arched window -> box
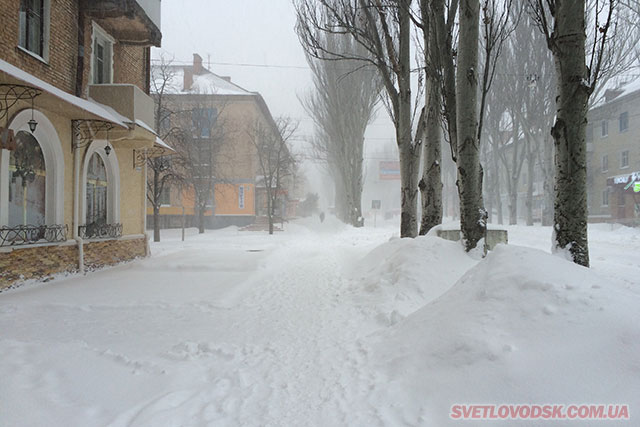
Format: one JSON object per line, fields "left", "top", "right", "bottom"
{"left": 85, "top": 152, "right": 108, "bottom": 225}
{"left": 8, "top": 131, "right": 46, "bottom": 226}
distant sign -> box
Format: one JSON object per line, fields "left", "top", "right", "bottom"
{"left": 371, "top": 200, "right": 381, "bottom": 209}
{"left": 379, "top": 161, "right": 400, "bottom": 180}
{"left": 635, "top": 182, "right": 640, "bottom": 193}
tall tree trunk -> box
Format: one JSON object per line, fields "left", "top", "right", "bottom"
{"left": 419, "top": 81, "right": 443, "bottom": 234}
{"left": 492, "top": 148, "right": 504, "bottom": 224}
{"left": 526, "top": 154, "right": 535, "bottom": 226}
{"left": 542, "top": 135, "right": 554, "bottom": 226}
{"left": 550, "top": 0, "right": 589, "bottom": 266}
{"left": 198, "top": 206, "right": 205, "bottom": 234}
{"left": 267, "top": 195, "right": 274, "bottom": 235}
{"left": 456, "top": 0, "right": 485, "bottom": 250}
{"left": 508, "top": 187, "right": 518, "bottom": 225}
{"left": 399, "top": 142, "right": 420, "bottom": 237}
{"left": 397, "top": 0, "right": 420, "bottom": 238}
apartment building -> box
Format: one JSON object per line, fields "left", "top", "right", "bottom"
{"left": 587, "top": 81, "right": 640, "bottom": 224}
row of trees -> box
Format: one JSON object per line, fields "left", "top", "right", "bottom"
{"left": 296, "top": 0, "right": 633, "bottom": 266}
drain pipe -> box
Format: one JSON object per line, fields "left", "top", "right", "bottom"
{"left": 72, "top": 128, "right": 84, "bottom": 274}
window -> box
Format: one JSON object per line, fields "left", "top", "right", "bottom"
{"left": 620, "top": 150, "right": 629, "bottom": 169}
{"left": 18, "top": 0, "right": 49, "bottom": 59}
{"left": 619, "top": 112, "right": 629, "bottom": 133}
{"left": 602, "top": 155, "right": 608, "bottom": 172}
{"left": 601, "top": 120, "right": 608, "bottom": 137}
{"left": 159, "top": 184, "right": 171, "bottom": 206}
{"left": 191, "top": 108, "right": 217, "bottom": 138}
{"left": 8, "top": 131, "right": 46, "bottom": 226}
{"left": 239, "top": 185, "right": 245, "bottom": 209}
{"left": 86, "top": 153, "right": 108, "bottom": 225}
{"left": 602, "top": 188, "right": 609, "bottom": 207}
{"left": 91, "top": 23, "right": 114, "bottom": 84}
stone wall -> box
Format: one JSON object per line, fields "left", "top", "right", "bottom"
{"left": 0, "top": 242, "right": 78, "bottom": 289}
{"left": 0, "top": 237, "right": 147, "bottom": 290}
{"left": 84, "top": 237, "right": 147, "bottom": 270}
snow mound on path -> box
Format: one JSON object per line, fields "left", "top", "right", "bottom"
{"left": 348, "top": 236, "right": 477, "bottom": 325}
{"left": 368, "top": 244, "right": 640, "bottom": 425}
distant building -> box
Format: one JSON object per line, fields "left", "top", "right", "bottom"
{"left": 149, "top": 54, "right": 294, "bottom": 229}
{"left": 0, "top": 0, "right": 168, "bottom": 289}
{"left": 587, "top": 81, "right": 640, "bottom": 225}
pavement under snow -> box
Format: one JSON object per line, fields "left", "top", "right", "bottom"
{"left": 1, "top": 218, "right": 639, "bottom": 426}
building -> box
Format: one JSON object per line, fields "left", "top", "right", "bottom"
{"left": 0, "top": 0, "right": 167, "bottom": 289}
{"left": 587, "top": 81, "right": 640, "bottom": 225}
{"left": 149, "top": 54, "right": 293, "bottom": 230}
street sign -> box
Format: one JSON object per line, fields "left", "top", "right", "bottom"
{"left": 635, "top": 182, "right": 640, "bottom": 193}
{"left": 371, "top": 200, "right": 381, "bottom": 209}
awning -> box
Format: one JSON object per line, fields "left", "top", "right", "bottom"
{"left": 0, "top": 59, "right": 128, "bottom": 128}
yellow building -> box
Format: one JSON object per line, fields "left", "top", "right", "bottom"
{"left": 148, "top": 54, "right": 285, "bottom": 229}
{"left": 0, "top": 0, "right": 168, "bottom": 289}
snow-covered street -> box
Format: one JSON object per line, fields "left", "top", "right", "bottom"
{"left": 1, "top": 219, "right": 639, "bottom": 426}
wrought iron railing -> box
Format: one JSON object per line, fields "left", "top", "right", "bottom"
{"left": 0, "top": 224, "right": 68, "bottom": 247}
{"left": 78, "top": 223, "right": 123, "bottom": 240}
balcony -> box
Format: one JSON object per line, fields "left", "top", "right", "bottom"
{"left": 82, "top": 0, "right": 161, "bottom": 46}
{"left": 89, "top": 84, "right": 156, "bottom": 146}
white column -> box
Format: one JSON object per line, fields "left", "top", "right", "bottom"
{"left": 0, "top": 148, "right": 9, "bottom": 225}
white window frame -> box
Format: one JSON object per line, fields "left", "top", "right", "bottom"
{"left": 601, "top": 154, "right": 608, "bottom": 173}
{"left": 620, "top": 150, "right": 629, "bottom": 169}
{"left": 80, "top": 140, "right": 120, "bottom": 227}
{"left": 90, "top": 22, "right": 115, "bottom": 85}
{"left": 239, "top": 185, "right": 245, "bottom": 209}
{"left": 1, "top": 109, "right": 64, "bottom": 227}
{"left": 601, "top": 120, "right": 608, "bottom": 138}
{"left": 17, "top": 0, "right": 51, "bottom": 63}
{"left": 159, "top": 184, "right": 171, "bottom": 207}
{"left": 602, "top": 188, "right": 609, "bottom": 207}
{"left": 619, "top": 112, "right": 629, "bottom": 133}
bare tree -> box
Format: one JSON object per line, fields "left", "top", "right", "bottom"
{"left": 531, "top": 0, "right": 615, "bottom": 266}
{"left": 296, "top": 0, "right": 426, "bottom": 237}
{"left": 149, "top": 57, "right": 184, "bottom": 242}
{"left": 300, "top": 32, "right": 381, "bottom": 227}
{"left": 171, "top": 98, "right": 228, "bottom": 234}
{"left": 249, "top": 117, "right": 298, "bottom": 235}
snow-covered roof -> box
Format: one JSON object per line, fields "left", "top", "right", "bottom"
{"left": 0, "top": 58, "right": 128, "bottom": 128}
{"left": 154, "top": 65, "right": 254, "bottom": 96}
{"left": 591, "top": 78, "right": 640, "bottom": 109}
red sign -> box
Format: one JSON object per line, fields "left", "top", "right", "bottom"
{"left": 379, "top": 160, "right": 400, "bottom": 180}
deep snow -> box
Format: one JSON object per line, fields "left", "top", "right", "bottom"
{"left": 1, "top": 218, "right": 638, "bottom": 426}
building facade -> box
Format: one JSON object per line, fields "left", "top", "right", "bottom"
{"left": 587, "top": 81, "right": 640, "bottom": 225}
{"left": 0, "top": 0, "right": 166, "bottom": 289}
{"left": 149, "top": 54, "right": 289, "bottom": 230}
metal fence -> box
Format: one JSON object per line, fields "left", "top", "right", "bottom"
{"left": 0, "top": 224, "right": 68, "bottom": 247}
{"left": 78, "top": 223, "right": 123, "bottom": 240}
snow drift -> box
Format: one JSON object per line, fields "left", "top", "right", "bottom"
{"left": 367, "top": 244, "right": 640, "bottom": 425}
{"left": 348, "top": 236, "right": 477, "bottom": 325}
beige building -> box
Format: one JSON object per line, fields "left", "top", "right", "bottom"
{"left": 0, "top": 0, "right": 168, "bottom": 289}
{"left": 149, "top": 54, "right": 293, "bottom": 229}
{"left": 587, "top": 81, "right": 640, "bottom": 225}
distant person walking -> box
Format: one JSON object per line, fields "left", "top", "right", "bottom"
{"left": 319, "top": 212, "right": 325, "bottom": 223}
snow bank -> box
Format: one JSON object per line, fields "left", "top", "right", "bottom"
{"left": 367, "top": 244, "right": 640, "bottom": 425}
{"left": 348, "top": 236, "right": 477, "bottom": 325}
